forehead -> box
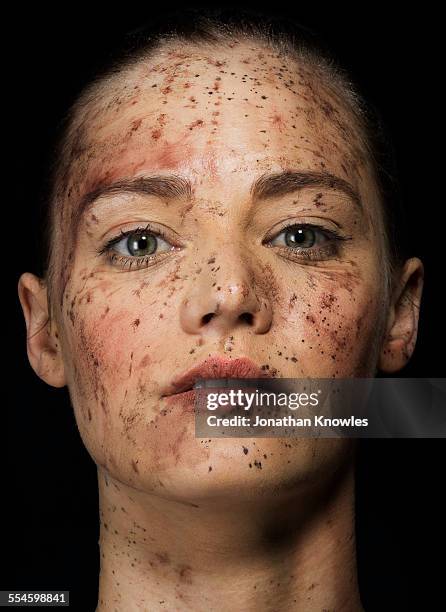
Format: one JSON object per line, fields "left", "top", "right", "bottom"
{"left": 64, "top": 40, "right": 370, "bottom": 203}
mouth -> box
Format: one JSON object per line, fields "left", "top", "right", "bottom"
{"left": 162, "top": 355, "right": 274, "bottom": 398}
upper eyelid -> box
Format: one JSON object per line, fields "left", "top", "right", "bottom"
{"left": 266, "top": 222, "right": 342, "bottom": 243}
{"left": 103, "top": 225, "right": 173, "bottom": 249}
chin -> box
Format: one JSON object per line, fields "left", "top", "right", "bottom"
{"left": 124, "top": 437, "right": 354, "bottom": 506}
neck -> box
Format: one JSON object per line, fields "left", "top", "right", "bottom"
{"left": 96, "top": 463, "right": 363, "bottom": 611}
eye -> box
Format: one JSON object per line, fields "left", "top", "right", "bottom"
{"left": 269, "top": 224, "right": 329, "bottom": 249}
{"left": 98, "top": 225, "right": 179, "bottom": 270}
{"left": 264, "top": 222, "right": 348, "bottom": 262}
{"left": 112, "top": 228, "right": 173, "bottom": 257}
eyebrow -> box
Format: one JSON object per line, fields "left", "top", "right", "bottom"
{"left": 251, "top": 170, "right": 362, "bottom": 208}
{"left": 70, "top": 175, "right": 193, "bottom": 243}
{"left": 75, "top": 168, "right": 361, "bottom": 229}
{"left": 78, "top": 174, "right": 193, "bottom": 216}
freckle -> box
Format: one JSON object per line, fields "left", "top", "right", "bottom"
{"left": 208, "top": 466, "right": 212, "bottom": 472}
{"left": 139, "top": 355, "right": 151, "bottom": 369}
{"left": 132, "top": 318, "right": 140, "bottom": 328}
{"left": 188, "top": 119, "right": 204, "bottom": 130}
{"left": 242, "top": 446, "right": 249, "bottom": 454}
{"left": 130, "top": 118, "right": 142, "bottom": 132}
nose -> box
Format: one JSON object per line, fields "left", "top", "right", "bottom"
{"left": 179, "top": 261, "right": 273, "bottom": 337}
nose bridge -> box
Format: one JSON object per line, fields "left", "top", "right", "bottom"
{"left": 180, "top": 241, "right": 272, "bottom": 335}
{"left": 214, "top": 238, "right": 252, "bottom": 288}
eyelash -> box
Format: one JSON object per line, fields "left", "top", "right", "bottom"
{"left": 264, "top": 223, "right": 350, "bottom": 262}
{"left": 97, "top": 222, "right": 350, "bottom": 270}
{"left": 97, "top": 223, "right": 179, "bottom": 270}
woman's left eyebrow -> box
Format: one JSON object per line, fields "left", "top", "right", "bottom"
{"left": 250, "top": 170, "right": 362, "bottom": 210}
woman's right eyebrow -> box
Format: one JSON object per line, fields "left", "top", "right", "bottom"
{"left": 79, "top": 175, "right": 193, "bottom": 213}
{"left": 71, "top": 174, "right": 193, "bottom": 238}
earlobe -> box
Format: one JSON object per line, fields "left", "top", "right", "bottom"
{"left": 379, "top": 258, "right": 424, "bottom": 373}
{"left": 18, "top": 272, "right": 66, "bottom": 388}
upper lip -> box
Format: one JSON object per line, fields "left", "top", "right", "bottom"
{"left": 162, "top": 355, "right": 273, "bottom": 396}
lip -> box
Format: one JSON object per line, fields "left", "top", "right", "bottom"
{"left": 162, "top": 355, "right": 273, "bottom": 397}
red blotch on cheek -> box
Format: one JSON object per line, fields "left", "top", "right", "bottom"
{"left": 73, "top": 309, "right": 141, "bottom": 396}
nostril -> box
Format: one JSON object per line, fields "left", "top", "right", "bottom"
{"left": 239, "top": 312, "right": 253, "bottom": 324}
{"left": 201, "top": 312, "right": 214, "bottom": 325}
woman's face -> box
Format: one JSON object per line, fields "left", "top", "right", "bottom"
{"left": 48, "top": 41, "right": 390, "bottom": 501}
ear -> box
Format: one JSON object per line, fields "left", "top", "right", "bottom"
{"left": 18, "top": 272, "right": 66, "bottom": 387}
{"left": 379, "top": 258, "right": 424, "bottom": 373}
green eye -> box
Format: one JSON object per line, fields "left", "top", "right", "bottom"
{"left": 284, "top": 226, "right": 316, "bottom": 248}
{"left": 109, "top": 228, "right": 174, "bottom": 259}
{"left": 99, "top": 224, "right": 179, "bottom": 270}
{"left": 126, "top": 232, "right": 158, "bottom": 257}
{"left": 270, "top": 224, "right": 329, "bottom": 249}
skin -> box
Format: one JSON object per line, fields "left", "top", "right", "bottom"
{"left": 18, "top": 39, "right": 423, "bottom": 611}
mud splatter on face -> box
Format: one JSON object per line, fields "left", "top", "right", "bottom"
{"left": 49, "top": 39, "right": 387, "bottom": 505}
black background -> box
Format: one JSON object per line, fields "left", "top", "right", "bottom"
{"left": 7, "top": 3, "right": 445, "bottom": 610}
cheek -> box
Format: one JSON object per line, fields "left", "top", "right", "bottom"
{"left": 59, "top": 273, "right": 211, "bottom": 481}
{"left": 61, "top": 254, "right": 193, "bottom": 404}
{"left": 66, "top": 291, "right": 166, "bottom": 399}
{"left": 283, "top": 269, "right": 383, "bottom": 376}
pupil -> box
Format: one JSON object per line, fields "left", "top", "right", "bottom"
{"left": 285, "top": 227, "right": 315, "bottom": 248}
{"left": 127, "top": 232, "right": 157, "bottom": 256}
